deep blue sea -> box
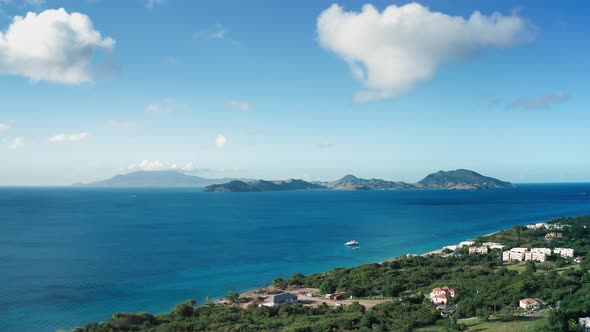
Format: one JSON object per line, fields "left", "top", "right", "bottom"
{"left": 2, "top": 184, "right": 590, "bottom": 331}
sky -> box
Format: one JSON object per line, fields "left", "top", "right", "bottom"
{"left": 0, "top": 0, "right": 589, "bottom": 185}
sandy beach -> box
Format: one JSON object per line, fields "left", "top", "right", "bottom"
{"left": 419, "top": 229, "right": 502, "bottom": 257}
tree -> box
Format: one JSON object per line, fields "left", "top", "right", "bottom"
{"left": 172, "top": 300, "right": 196, "bottom": 317}
{"left": 288, "top": 272, "right": 305, "bottom": 286}
{"left": 226, "top": 291, "right": 240, "bottom": 304}
{"left": 476, "top": 307, "right": 491, "bottom": 321}
{"left": 525, "top": 261, "right": 537, "bottom": 274}
{"left": 348, "top": 301, "right": 366, "bottom": 313}
{"left": 272, "top": 277, "right": 288, "bottom": 289}
{"left": 497, "top": 305, "right": 514, "bottom": 321}
{"left": 319, "top": 279, "right": 337, "bottom": 295}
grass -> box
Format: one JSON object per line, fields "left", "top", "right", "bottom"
{"left": 416, "top": 316, "right": 547, "bottom": 332}
{"left": 500, "top": 261, "right": 580, "bottom": 274}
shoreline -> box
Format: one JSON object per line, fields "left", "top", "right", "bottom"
{"left": 419, "top": 230, "right": 502, "bottom": 257}
{"left": 229, "top": 228, "right": 507, "bottom": 303}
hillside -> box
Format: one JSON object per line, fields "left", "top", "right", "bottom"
{"left": 324, "top": 174, "right": 415, "bottom": 190}
{"left": 417, "top": 169, "right": 515, "bottom": 190}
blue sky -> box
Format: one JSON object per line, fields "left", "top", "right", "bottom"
{"left": 0, "top": 0, "right": 589, "bottom": 185}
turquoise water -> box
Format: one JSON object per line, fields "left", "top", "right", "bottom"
{"left": 1, "top": 184, "right": 590, "bottom": 331}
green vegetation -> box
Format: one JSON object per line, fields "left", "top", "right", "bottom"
{"left": 73, "top": 216, "right": 590, "bottom": 332}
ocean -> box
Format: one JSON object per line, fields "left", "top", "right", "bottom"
{"left": 1, "top": 184, "right": 590, "bottom": 331}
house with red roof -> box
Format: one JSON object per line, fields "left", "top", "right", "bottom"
{"left": 519, "top": 298, "right": 544, "bottom": 310}
{"left": 430, "top": 286, "right": 456, "bottom": 305}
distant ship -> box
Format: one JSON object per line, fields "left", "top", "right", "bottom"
{"left": 345, "top": 240, "right": 359, "bottom": 246}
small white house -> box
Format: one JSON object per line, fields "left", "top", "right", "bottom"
{"left": 263, "top": 293, "right": 298, "bottom": 307}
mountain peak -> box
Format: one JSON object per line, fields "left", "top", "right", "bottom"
{"left": 418, "top": 169, "right": 514, "bottom": 190}
{"left": 340, "top": 174, "right": 359, "bottom": 181}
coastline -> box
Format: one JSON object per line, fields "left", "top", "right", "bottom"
{"left": 419, "top": 230, "right": 502, "bottom": 257}
{"left": 230, "top": 228, "right": 507, "bottom": 303}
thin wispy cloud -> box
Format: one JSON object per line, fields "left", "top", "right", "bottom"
{"left": 125, "top": 160, "right": 245, "bottom": 173}
{"left": 166, "top": 56, "right": 177, "bottom": 65}
{"left": 107, "top": 120, "right": 144, "bottom": 129}
{"left": 48, "top": 132, "right": 89, "bottom": 143}
{"left": 146, "top": 0, "right": 166, "bottom": 9}
{"left": 0, "top": 123, "right": 9, "bottom": 132}
{"left": 193, "top": 23, "right": 227, "bottom": 40}
{"left": 318, "top": 141, "right": 335, "bottom": 149}
{"left": 317, "top": 3, "right": 533, "bottom": 103}
{"left": 146, "top": 100, "right": 176, "bottom": 113}
{"left": 507, "top": 91, "right": 570, "bottom": 109}
{"left": 0, "top": 8, "right": 115, "bottom": 84}
{"left": 228, "top": 101, "right": 254, "bottom": 111}
{"left": 6, "top": 136, "right": 24, "bottom": 150}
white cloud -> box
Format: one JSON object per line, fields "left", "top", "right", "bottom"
{"left": 0, "top": 8, "right": 115, "bottom": 84}
{"left": 107, "top": 120, "right": 143, "bottom": 129}
{"left": 48, "top": 132, "right": 89, "bottom": 143}
{"left": 146, "top": 100, "right": 175, "bottom": 113}
{"left": 193, "top": 24, "right": 227, "bottom": 40}
{"left": 317, "top": 3, "right": 532, "bottom": 103}
{"left": 228, "top": 100, "right": 254, "bottom": 111}
{"left": 0, "top": 123, "right": 9, "bottom": 132}
{"left": 215, "top": 134, "right": 227, "bottom": 148}
{"left": 126, "top": 160, "right": 197, "bottom": 172}
{"left": 146, "top": 0, "right": 166, "bottom": 9}
{"left": 125, "top": 160, "right": 243, "bottom": 173}
{"left": 127, "top": 160, "right": 173, "bottom": 171}
{"left": 6, "top": 136, "right": 24, "bottom": 150}
{"left": 508, "top": 91, "right": 570, "bottom": 109}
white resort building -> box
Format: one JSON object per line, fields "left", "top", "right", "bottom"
{"left": 468, "top": 246, "right": 488, "bottom": 254}
{"left": 503, "top": 248, "right": 528, "bottom": 262}
{"left": 554, "top": 248, "right": 575, "bottom": 258}
{"left": 482, "top": 242, "right": 505, "bottom": 250}
{"left": 524, "top": 251, "right": 547, "bottom": 263}
{"left": 526, "top": 223, "right": 548, "bottom": 230}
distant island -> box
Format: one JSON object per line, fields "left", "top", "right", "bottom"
{"left": 204, "top": 169, "right": 516, "bottom": 192}
{"left": 74, "top": 170, "right": 253, "bottom": 188}
{"left": 203, "top": 178, "right": 325, "bottom": 192}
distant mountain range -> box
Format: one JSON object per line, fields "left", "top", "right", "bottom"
{"left": 203, "top": 169, "right": 515, "bottom": 192}
{"left": 74, "top": 170, "right": 253, "bottom": 188}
